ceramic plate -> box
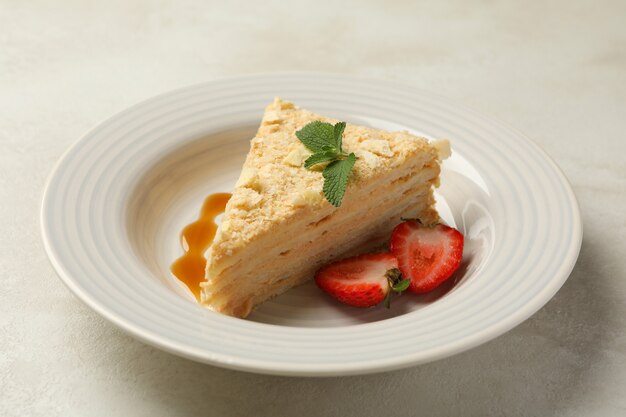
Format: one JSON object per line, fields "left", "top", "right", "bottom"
{"left": 41, "top": 73, "right": 582, "bottom": 376}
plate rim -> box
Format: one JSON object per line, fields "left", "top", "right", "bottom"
{"left": 40, "top": 72, "right": 583, "bottom": 376}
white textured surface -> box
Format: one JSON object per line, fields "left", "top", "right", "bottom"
{"left": 1, "top": 0, "right": 625, "bottom": 415}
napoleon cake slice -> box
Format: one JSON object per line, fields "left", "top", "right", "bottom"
{"left": 201, "top": 98, "right": 448, "bottom": 317}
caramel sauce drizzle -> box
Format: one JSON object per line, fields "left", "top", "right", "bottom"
{"left": 170, "top": 193, "right": 231, "bottom": 300}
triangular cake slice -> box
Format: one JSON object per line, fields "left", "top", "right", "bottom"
{"left": 201, "top": 98, "right": 449, "bottom": 317}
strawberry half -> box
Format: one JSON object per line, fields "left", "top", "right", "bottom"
{"left": 390, "top": 220, "right": 464, "bottom": 293}
{"left": 314, "top": 253, "right": 410, "bottom": 308}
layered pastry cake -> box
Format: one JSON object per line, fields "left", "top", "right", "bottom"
{"left": 200, "top": 98, "right": 449, "bottom": 317}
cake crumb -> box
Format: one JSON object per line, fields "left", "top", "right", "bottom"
{"left": 360, "top": 139, "right": 394, "bottom": 157}
{"left": 283, "top": 145, "right": 310, "bottom": 167}
{"left": 291, "top": 189, "right": 323, "bottom": 207}
{"left": 354, "top": 150, "right": 380, "bottom": 169}
{"left": 432, "top": 139, "right": 451, "bottom": 160}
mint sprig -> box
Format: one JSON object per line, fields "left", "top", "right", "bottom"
{"left": 296, "top": 121, "right": 356, "bottom": 207}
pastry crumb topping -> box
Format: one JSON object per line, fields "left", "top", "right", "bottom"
{"left": 291, "top": 189, "right": 323, "bottom": 207}
{"left": 283, "top": 145, "right": 310, "bottom": 167}
{"left": 432, "top": 139, "right": 451, "bottom": 160}
{"left": 360, "top": 139, "right": 393, "bottom": 157}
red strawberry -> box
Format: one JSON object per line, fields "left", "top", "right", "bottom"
{"left": 390, "top": 220, "right": 464, "bottom": 293}
{"left": 314, "top": 253, "right": 410, "bottom": 308}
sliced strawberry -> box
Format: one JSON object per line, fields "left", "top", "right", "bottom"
{"left": 314, "top": 253, "right": 410, "bottom": 308}
{"left": 390, "top": 220, "right": 464, "bottom": 293}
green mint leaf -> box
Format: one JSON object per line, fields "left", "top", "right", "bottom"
{"left": 295, "top": 121, "right": 336, "bottom": 153}
{"left": 392, "top": 278, "right": 411, "bottom": 293}
{"left": 333, "top": 121, "right": 346, "bottom": 150}
{"left": 322, "top": 153, "right": 356, "bottom": 207}
{"left": 297, "top": 121, "right": 356, "bottom": 206}
{"left": 304, "top": 151, "right": 338, "bottom": 169}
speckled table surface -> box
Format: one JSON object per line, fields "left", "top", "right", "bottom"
{"left": 1, "top": 1, "right": 625, "bottom": 416}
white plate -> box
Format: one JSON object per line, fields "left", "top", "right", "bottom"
{"left": 41, "top": 73, "right": 582, "bottom": 376}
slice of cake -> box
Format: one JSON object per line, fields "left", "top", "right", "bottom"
{"left": 200, "top": 98, "right": 449, "bottom": 317}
